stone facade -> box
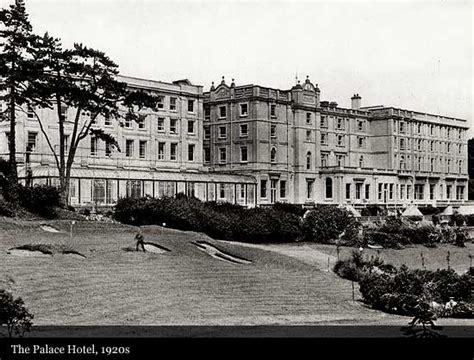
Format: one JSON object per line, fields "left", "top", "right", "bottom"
{"left": 203, "top": 76, "right": 469, "bottom": 209}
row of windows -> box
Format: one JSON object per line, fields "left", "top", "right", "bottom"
{"left": 205, "top": 123, "right": 249, "bottom": 140}
{"left": 398, "top": 155, "right": 464, "bottom": 173}
{"left": 259, "top": 179, "right": 287, "bottom": 199}
{"left": 320, "top": 116, "right": 366, "bottom": 132}
{"left": 206, "top": 103, "right": 274, "bottom": 120}
{"left": 397, "top": 121, "right": 464, "bottom": 139}
{"left": 122, "top": 116, "right": 197, "bottom": 135}
{"left": 376, "top": 183, "right": 465, "bottom": 201}
{"left": 397, "top": 138, "right": 463, "bottom": 153}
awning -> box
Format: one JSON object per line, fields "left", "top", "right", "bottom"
{"left": 339, "top": 204, "right": 361, "bottom": 217}
{"left": 440, "top": 205, "right": 454, "bottom": 216}
{"left": 402, "top": 205, "right": 423, "bottom": 217}
{"left": 456, "top": 206, "right": 474, "bottom": 215}
{"left": 18, "top": 165, "right": 257, "bottom": 184}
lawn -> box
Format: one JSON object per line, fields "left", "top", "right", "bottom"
{"left": 0, "top": 217, "right": 398, "bottom": 327}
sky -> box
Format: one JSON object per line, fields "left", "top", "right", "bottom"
{"left": 7, "top": 0, "right": 474, "bottom": 129}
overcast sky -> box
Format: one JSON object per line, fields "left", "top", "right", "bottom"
{"left": 15, "top": 0, "right": 474, "bottom": 128}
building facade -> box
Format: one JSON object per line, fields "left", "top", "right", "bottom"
{"left": 203, "top": 76, "right": 469, "bottom": 209}
{"left": 0, "top": 75, "right": 257, "bottom": 207}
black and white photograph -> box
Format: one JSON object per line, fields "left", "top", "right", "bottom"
{"left": 0, "top": 0, "right": 472, "bottom": 357}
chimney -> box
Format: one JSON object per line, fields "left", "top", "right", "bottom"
{"left": 351, "top": 94, "right": 361, "bottom": 110}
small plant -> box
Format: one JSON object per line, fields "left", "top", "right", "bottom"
{"left": 0, "top": 289, "right": 34, "bottom": 338}
{"left": 402, "top": 300, "right": 445, "bottom": 338}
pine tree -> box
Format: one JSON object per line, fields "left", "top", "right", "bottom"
{"left": 0, "top": 0, "right": 41, "bottom": 203}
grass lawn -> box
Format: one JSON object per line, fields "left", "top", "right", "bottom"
{"left": 0, "top": 217, "right": 401, "bottom": 327}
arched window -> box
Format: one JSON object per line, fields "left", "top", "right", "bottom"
{"left": 430, "top": 158, "right": 435, "bottom": 172}
{"left": 270, "top": 147, "right": 277, "bottom": 164}
{"left": 325, "top": 178, "right": 333, "bottom": 199}
{"left": 400, "top": 155, "right": 405, "bottom": 170}
{"left": 306, "top": 151, "right": 312, "bottom": 170}
{"left": 359, "top": 155, "right": 364, "bottom": 168}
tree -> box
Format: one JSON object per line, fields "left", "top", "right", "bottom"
{"left": 0, "top": 0, "right": 41, "bottom": 203}
{"left": 27, "top": 35, "right": 158, "bottom": 206}
{"left": 0, "top": 289, "right": 34, "bottom": 337}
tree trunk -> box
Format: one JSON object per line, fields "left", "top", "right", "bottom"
{"left": 57, "top": 94, "right": 66, "bottom": 207}
{"left": 7, "top": 84, "right": 19, "bottom": 204}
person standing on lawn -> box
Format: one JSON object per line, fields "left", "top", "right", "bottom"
{"left": 135, "top": 231, "right": 146, "bottom": 252}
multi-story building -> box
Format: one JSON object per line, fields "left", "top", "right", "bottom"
{"left": 0, "top": 75, "right": 257, "bottom": 207}
{"left": 204, "top": 76, "right": 469, "bottom": 209}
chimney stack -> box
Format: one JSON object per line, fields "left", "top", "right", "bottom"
{"left": 351, "top": 94, "right": 361, "bottom": 110}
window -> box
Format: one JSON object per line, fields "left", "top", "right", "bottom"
{"left": 27, "top": 105, "right": 35, "bottom": 119}
{"left": 204, "top": 147, "right": 210, "bottom": 163}
{"left": 104, "top": 115, "right": 112, "bottom": 126}
{"left": 321, "top": 152, "right": 329, "bottom": 167}
{"left": 26, "top": 132, "right": 37, "bottom": 152}
{"left": 270, "top": 104, "right": 276, "bottom": 117}
{"left": 280, "top": 180, "right": 286, "bottom": 198}
{"left": 458, "top": 160, "right": 463, "bottom": 174}
{"left": 400, "top": 185, "right": 405, "bottom": 200}
{"left": 306, "top": 113, "right": 312, "bottom": 124}
{"left": 400, "top": 138, "right": 405, "bottom": 150}
{"left": 336, "top": 118, "right": 344, "bottom": 130}
{"left": 357, "top": 120, "right": 364, "bottom": 132}
{"left": 187, "top": 120, "right": 195, "bottom": 134}
{"left": 430, "top": 141, "right": 434, "bottom": 152}
{"left": 400, "top": 155, "right": 406, "bottom": 170}
{"left": 399, "top": 121, "right": 405, "bottom": 134}
{"left": 459, "top": 144, "right": 462, "bottom": 155}
{"left": 447, "top": 143, "right": 451, "bottom": 152}
{"left": 417, "top": 139, "right": 422, "bottom": 151}
{"left": 417, "top": 157, "right": 422, "bottom": 171}
{"left": 170, "top": 119, "right": 178, "bottom": 134}
{"left": 125, "top": 139, "right": 134, "bottom": 157}
{"left": 336, "top": 154, "right": 345, "bottom": 167}
{"left": 188, "top": 144, "right": 195, "bottom": 161}
{"left": 219, "top": 183, "right": 226, "bottom": 199}
{"left": 126, "top": 180, "right": 142, "bottom": 199}
{"left": 158, "top": 142, "right": 165, "bottom": 160}
{"left": 447, "top": 159, "right": 451, "bottom": 173}
{"left": 240, "top": 185, "right": 245, "bottom": 199}
{"left": 270, "top": 124, "right": 277, "bottom": 138}
{"left": 321, "top": 132, "right": 327, "bottom": 145}
{"left": 415, "top": 184, "right": 424, "bottom": 200}
{"left": 170, "top": 143, "right": 178, "bottom": 161}
{"left": 139, "top": 140, "right": 147, "bottom": 159}
{"left": 137, "top": 115, "right": 146, "bottom": 129}
{"left": 337, "top": 135, "right": 344, "bottom": 146}
{"left": 306, "top": 130, "right": 312, "bottom": 142}
{"left": 218, "top": 126, "right": 227, "bottom": 139}
{"left": 389, "top": 184, "right": 394, "bottom": 200}
{"left": 240, "top": 103, "right": 248, "bottom": 116}
{"left": 430, "top": 158, "right": 435, "bottom": 172}
{"left": 378, "top": 183, "right": 383, "bottom": 200}
{"left": 240, "top": 146, "right": 248, "bottom": 163}
{"left": 260, "top": 180, "right": 267, "bottom": 198}
{"left": 105, "top": 140, "right": 113, "bottom": 157}
{"left": 430, "top": 125, "right": 434, "bottom": 135}
{"left": 365, "top": 184, "right": 370, "bottom": 199}
{"left": 169, "top": 97, "right": 177, "bottom": 111}
{"left": 456, "top": 186, "right": 465, "bottom": 200}
{"left": 219, "top": 105, "right": 227, "bottom": 118}
{"left": 447, "top": 185, "right": 452, "bottom": 199}
{"left": 357, "top": 137, "right": 365, "bottom": 148}
{"left": 356, "top": 183, "right": 362, "bottom": 200}
{"left": 320, "top": 116, "right": 327, "bottom": 128}
{"left": 430, "top": 184, "right": 435, "bottom": 200}
{"left": 325, "top": 178, "right": 333, "bottom": 199}
{"left": 93, "top": 180, "right": 105, "bottom": 204}
{"left": 306, "top": 152, "right": 312, "bottom": 170}
{"left": 417, "top": 123, "right": 422, "bottom": 134}
{"left": 240, "top": 124, "right": 248, "bottom": 137}
{"left": 60, "top": 105, "right": 68, "bottom": 121}
{"left": 345, "top": 183, "right": 351, "bottom": 200}
{"left": 219, "top": 147, "right": 226, "bottom": 163}
{"left": 204, "top": 126, "right": 210, "bottom": 139}
{"left": 204, "top": 106, "right": 210, "bottom": 119}
{"left": 187, "top": 99, "right": 194, "bottom": 113}
{"left": 358, "top": 156, "right": 364, "bottom": 168}
{"left": 270, "top": 147, "right": 277, "bottom": 164}
{"left": 407, "top": 185, "right": 412, "bottom": 199}
{"left": 156, "top": 96, "right": 165, "bottom": 110}
{"left": 157, "top": 117, "right": 165, "bottom": 132}
{"left": 306, "top": 179, "right": 314, "bottom": 199}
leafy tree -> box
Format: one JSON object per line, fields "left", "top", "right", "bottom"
{"left": 0, "top": 289, "right": 34, "bottom": 337}
{"left": 27, "top": 34, "right": 158, "bottom": 206}
{"left": 0, "top": 0, "right": 41, "bottom": 203}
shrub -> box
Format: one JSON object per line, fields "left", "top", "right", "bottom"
{"left": 18, "top": 184, "right": 59, "bottom": 218}
{"left": 301, "top": 206, "right": 359, "bottom": 243}
{"left": 0, "top": 289, "right": 34, "bottom": 338}
{"left": 272, "top": 202, "right": 305, "bottom": 217}
{"left": 0, "top": 199, "right": 16, "bottom": 217}
{"left": 436, "top": 301, "right": 474, "bottom": 319}
{"left": 333, "top": 251, "right": 395, "bottom": 282}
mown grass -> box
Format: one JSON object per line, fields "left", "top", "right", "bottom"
{"left": 0, "top": 218, "right": 399, "bottom": 326}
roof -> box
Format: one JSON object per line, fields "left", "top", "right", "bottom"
{"left": 402, "top": 205, "right": 423, "bottom": 217}
{"left": 18, "top": 166, "right": 257, "bottom": 184}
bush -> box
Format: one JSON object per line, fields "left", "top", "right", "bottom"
{"left": 18, "top": 184, "right": 59, "bottom": 218}
{"left": 114, "top": 195, "right": 301, "bottom": 243}
{"left": 0, "top": 289, "right": 34, "bottom": 337}
{"left": 301, "top": 206, "right": 360, "bottom": 243}
{"left": 0, "top": 199, "right": 16, "bottom": 217}
{"left": 272, "top": 202, "right": 305, "bottom": 217}
{"left": 436, "top": 301, "right": 473, "bottom": 319}
{"left": 333, "top": 251, "right": 395, "bottom": 282}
